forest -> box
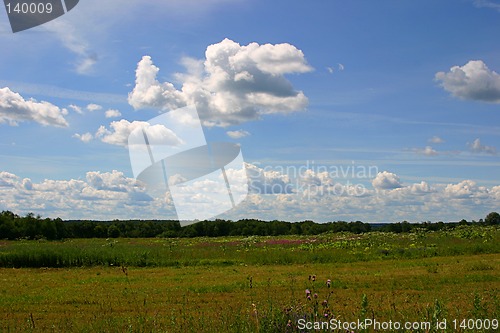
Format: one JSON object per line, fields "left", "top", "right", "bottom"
{"left": 0, "top": 210, "right": 498, "bottom": 240}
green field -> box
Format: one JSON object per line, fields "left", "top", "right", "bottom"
{"left": 0, "top": 225, "right": 498, "bottom": 332}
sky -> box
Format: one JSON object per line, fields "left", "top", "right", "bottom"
{"left": 0, "top": 0, "right": 499, "bottom": 223}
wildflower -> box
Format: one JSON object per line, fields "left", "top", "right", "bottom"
{"left": 322, "top": 300, "right": 328, "bottom": 307}
{"left": 326, "top": 279, "right": 331, "bottom": 288}
{"left": 314, "top": 293, "right": 318, "bottom": 299}
{"left": 324, "top": 313, "right": 329, "bottom": 318}
{"left": 305, "top": 289, "right": 311, "bottom": 296}
{"left": 312, "top": 275, "right": 316, "bottom": 281}
{"left": 307, "top": 295, "right": 312, "bottom": 301}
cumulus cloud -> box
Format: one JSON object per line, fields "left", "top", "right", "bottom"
{"left": 85, "top": 171, "right": 139, "bottom": 192}
{"left": 1, "top": 167, "right": 499, "bottom": 222}
{"left": 409, "top": 181, "right": 433, "bottom": 194}
{"left": 414, "top": 146, "right": 439, "bottom": 156}
{"left": 0, "top": 87, "right": 69, "bottom": 127}
{"left": 0, "top": 172, "right": 18, "bottom": 187}
{"left": 128, "top": 38, "right": 312, "bottom": 126}
{"left": 105, "top": 109, "right": 122, "bottom": 118}
{"left": 96, "top": 119, "right": 184, "bottom": 147}
{"left": 87, "top": 103, "right": 102, "bottom": 112}
{"left": 225, "top": 172, "right": 499, "bottom": 223}
{"left": 468, "top": 138, "right": 497, "bottom": 154}
{"left": 429, "top": 136, "right": 444, "bottom": 144}
{"left": 444, "top": 180, "right": 488, "bottom": 199}
{"left": 73, "top": 132, "right": 93, "bottom": 143}
{"left": 372, "top": 171, "right": 403, "bottom": 190}
{"left": 227, "top": 129, "right": 250, "bottom": 139}
{"left": 435, "top": 60, "right": 500, "bottom": 103}
{"left": 296, "top": 169, "right": 367, "bottom": 199}
{"left": 245, "top": 163, "right": 293, "bottom": 194}
{"left": 0, "top": 170, "right": 159, "bottom": 219}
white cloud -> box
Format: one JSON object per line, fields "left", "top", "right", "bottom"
{"left": 225, "top": 173, "right": 499, "bottom": 223}
{"left": 227, "top": 130, "right": 250, "bottom": 139}
{"left": 127, "top": 55, "right": 186, "bottom": 111}
{"left": 96, "top": 119, "right": 184, "bottom": 147}
{"left": 68, "top": 104, "right": 83, "bottom": 114}
{"left": 468, "top": 138, "right": 497, "bottom": 154}
{"left": 414, "top": 146, "right": 439, "bottom": 156}
{"left": 128, "top": 38, "right": 312, "bottom": 127}
{"left": 245, "top": 163, "right": 293, "bottom": 194}
{"left": 76, "top": 55, "right": 98, "bottom": 75}
{"left": 429, "top": 136, "right": 444, "bottom": 144}
{"left": 372, "top": 171, "right": 403, "bottom": 189}
{"left": 473, "top": 0, "right": 500, "bottom": 12}
{"left": 0, "top": 87, "right": 68, "bottom": 127}
{"left": 105, "top": 109, "right": 122, "bottom": 118}
{"left": 435, "top": 60, "right": 500, "bottom": 103}
{"left": 86, "top": 171, "right": 138, "bottom": 192}
{"left": 0, "top": 170, "right": 158, "bottom": 219}
{"left": 491, "top": 185, "right": 500, "bottom": 200}
{"left": 409, "top": 181, "right": 434, "bottom": 194}
{"left": 86, "top": 103, "right": 102, "bottom": 112}
{"left": 42, "top": 20, "right": 98, "bottom": 75}
{"left": 1, "top": 167, "right": 499, "bottom": 222}
{"left": 73, "top": 132, "right": 94, "bottom": 143}
{"left": 299, "top": 169, "right": 333, "bottom": 187}
{"left": 0, "top": 172, "right": 18, "bottom": 187}
{"left": 444, "top": 180, "right": 488, "bottom": 199}
{"left": 22, "top": 178, "right": 33, "bottom": 190}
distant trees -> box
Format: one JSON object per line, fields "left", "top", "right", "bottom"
{"left": 485, "top": 212, "right": 500, "bottom": 225}
{"left": 0, "top": 210, "right": 498, "bottom": 240}
{"left": 0, "top": 211, "right": 65, "bottom": 240}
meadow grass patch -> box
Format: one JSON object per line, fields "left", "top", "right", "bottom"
{"left": 0, "top": 226, "right": 498, "bottom": 332}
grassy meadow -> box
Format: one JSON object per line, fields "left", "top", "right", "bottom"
{"left": 0, "top": 225, "right": 498, "bottom": 332}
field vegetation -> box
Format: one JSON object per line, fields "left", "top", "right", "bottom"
{"left": 0, "top": 220, "right": 498, "bottom": 332}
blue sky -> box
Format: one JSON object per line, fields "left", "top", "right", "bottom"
{"left": 0, "top": 0, "right": 499, "bottom": 222}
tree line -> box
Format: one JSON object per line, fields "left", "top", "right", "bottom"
{"left": 0, "top": 210, "right": 498, "bottom": 240}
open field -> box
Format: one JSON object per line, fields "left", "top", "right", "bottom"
{"left": 0, "top": 226, "right": 499, "bottom": 332}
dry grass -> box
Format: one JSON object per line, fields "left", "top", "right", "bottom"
{"left": 0, "top": 253, "right": 498, "bottom": 332}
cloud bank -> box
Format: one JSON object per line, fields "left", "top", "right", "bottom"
{"left": 1, "top": 168, "right": 499, "bottom": 222}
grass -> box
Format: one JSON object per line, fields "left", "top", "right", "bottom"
{"left": 0, "top": 225, "right": 498, "bottom": 268}
{"left": 0, "top": 225, "right": 498, "bottom": 332}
